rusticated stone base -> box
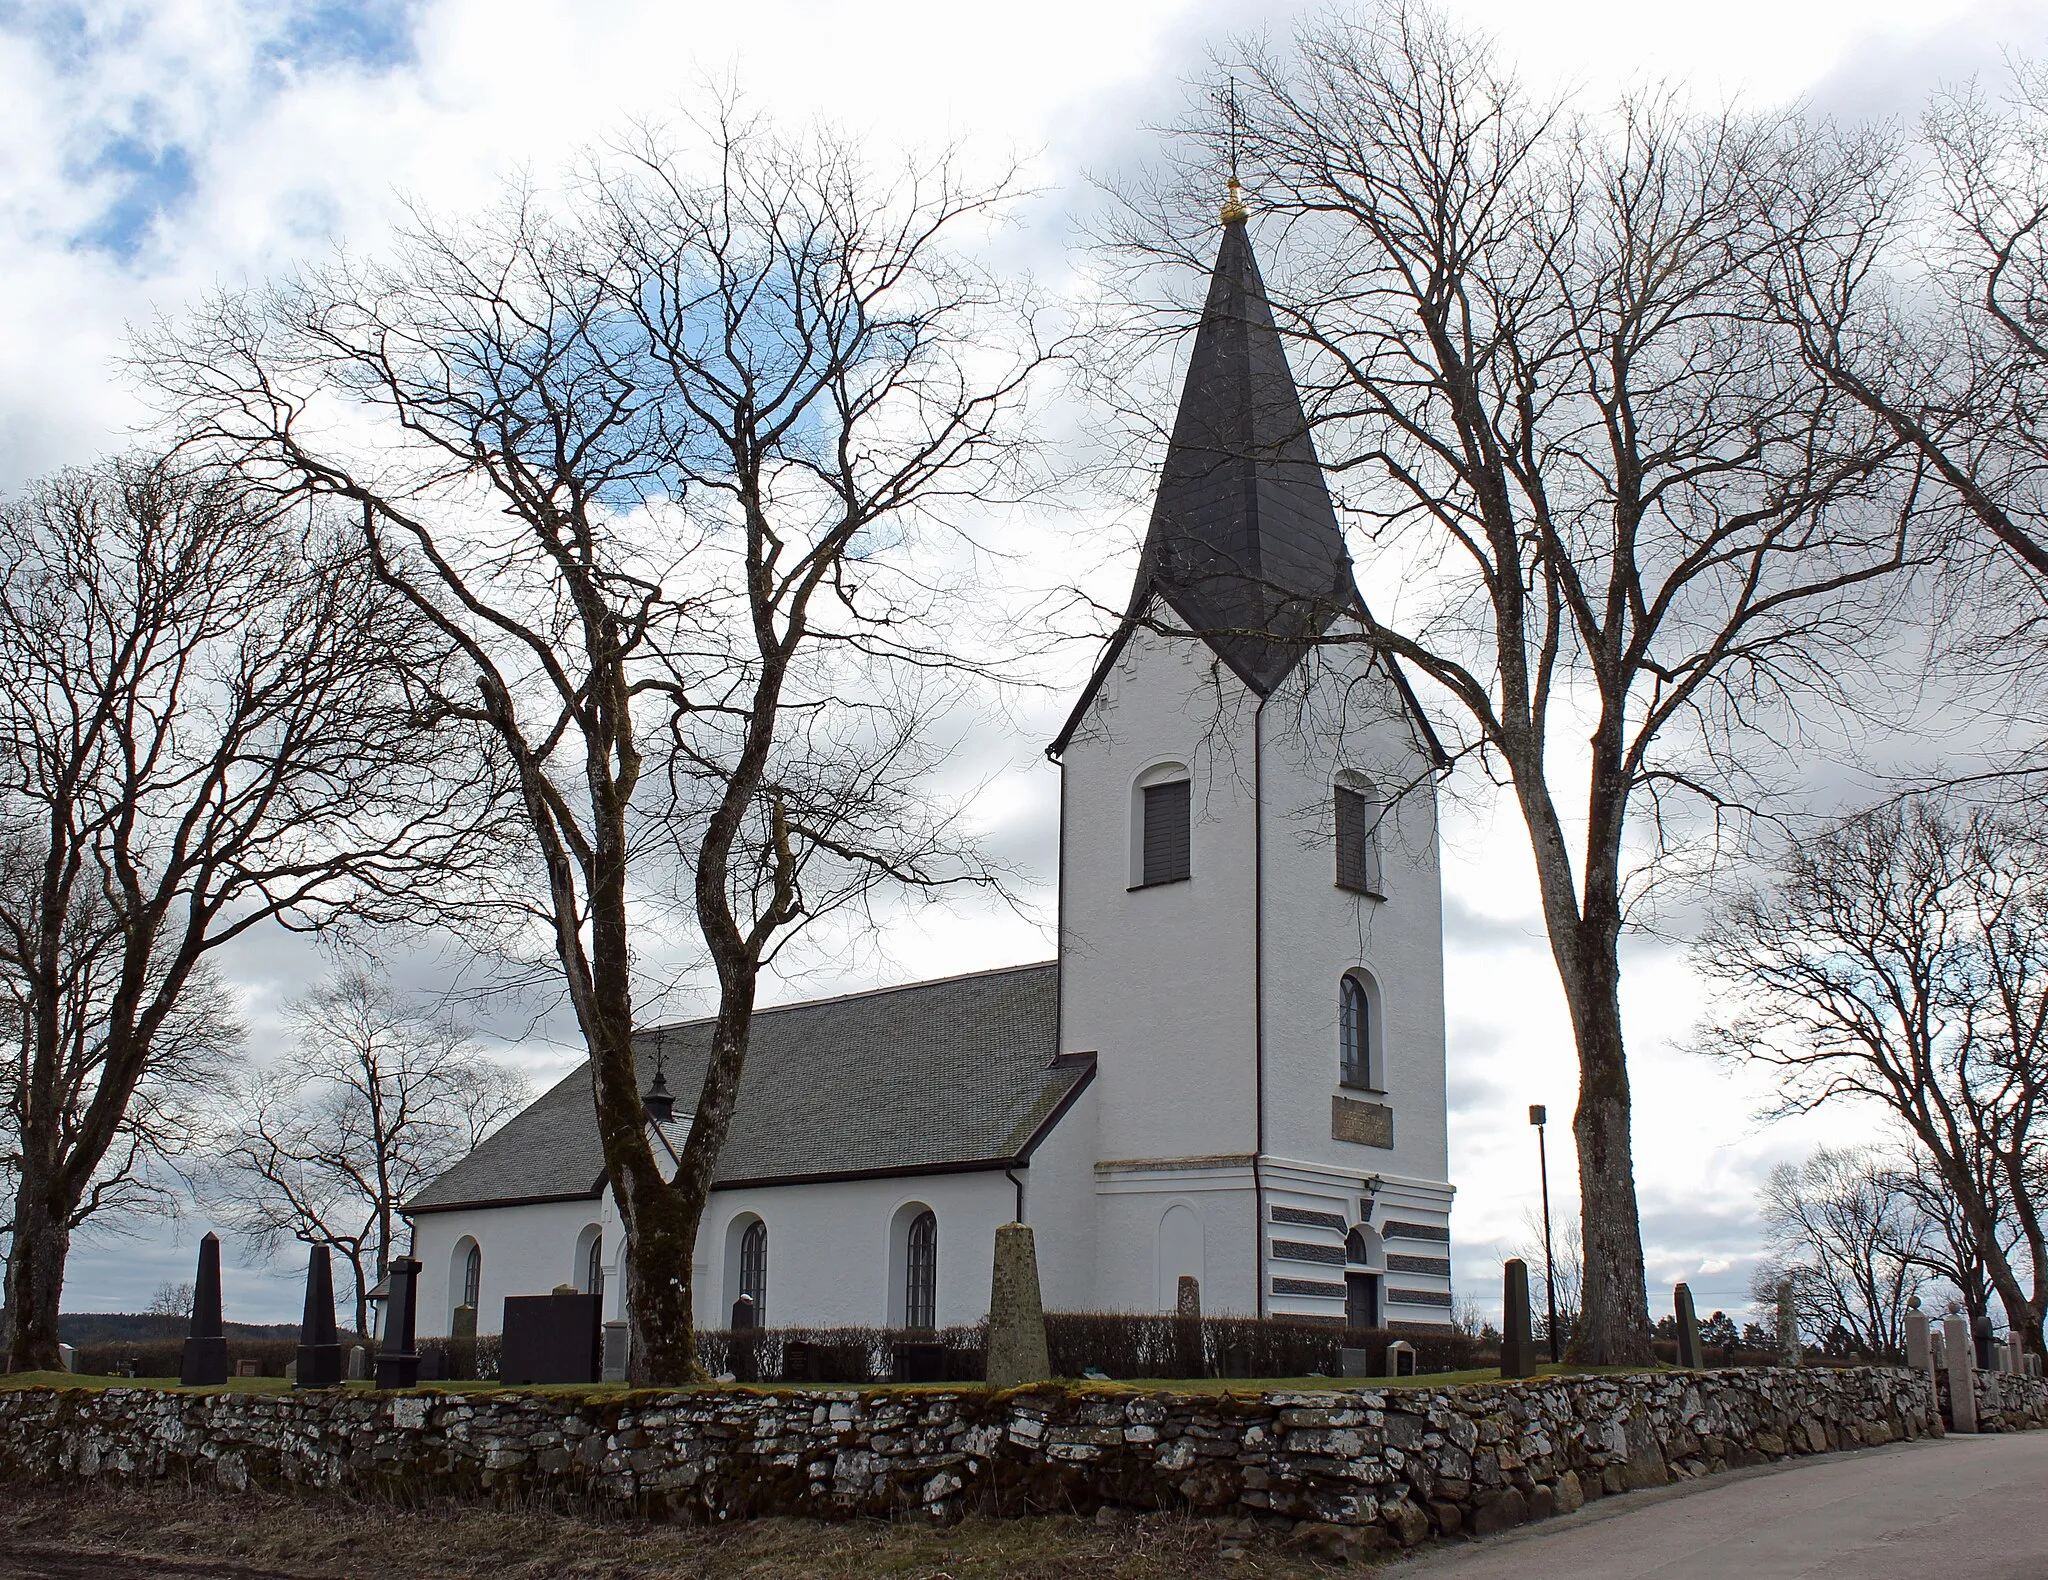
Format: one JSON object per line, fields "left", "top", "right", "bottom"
{"left": 0, "top": 1367, "right": 2033, "bottom": 1550}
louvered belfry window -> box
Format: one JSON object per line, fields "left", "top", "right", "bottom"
{"left": 1335, "top": 786, "right": 1382, "bottom": 896}
{"left": 1141, "top": 779, "right": 1193, "bottom": 886}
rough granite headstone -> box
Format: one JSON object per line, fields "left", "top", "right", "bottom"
{"left": 1674, "top": 1282, "right": 1703, "bottom": 1369}
{"left": 450, "top": 1302, "right": 478, "bottom": 1382}
{"left": 601, "top": 1320, "right": 629, "bottom": 1383}
{"left": 1943, "top": 1310, "right": 1977, "bottom": 1433}
{"left": 1501, "top": 1258, "right": 1534, "bottom": 1379}
{"left": 373, "top": 1257, "right": 422, "bottom": 1390}
{"left": 1176, "top": 1275, "right": 1204, "bottom": 1379}
{"left": 1776, "top": 1278, "right": 1802, "bottom": 1366}
{"left": 985, "top": 1222, "right": 1051, "bottom": 1389}
{"left": 295, "top": 1244, "right": 344, "bottom": 1390}
{"left": 179, "top": 1233, "right": 229, "bottom": 1387}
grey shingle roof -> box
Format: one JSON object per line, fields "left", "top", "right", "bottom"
{"left": 408, "top": 962, "right": 1080, "bottom": 1213}
{"left": 1133, "top": 216, "right": 1357, "bottom": 695}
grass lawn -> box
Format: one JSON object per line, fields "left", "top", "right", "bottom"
{"left": 0, "top": 1481, "right": 1367, "bottom": 1579}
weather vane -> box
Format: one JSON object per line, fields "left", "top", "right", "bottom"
{"left": 1220, "top": 77, "right": 1248, "bottom": 224}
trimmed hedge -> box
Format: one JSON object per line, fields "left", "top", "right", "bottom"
{"left": 690, "top": 1314, "right": 1483, "bottom": 1383}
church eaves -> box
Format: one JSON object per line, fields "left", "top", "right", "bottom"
{"left": 1051, "top": 210, "right": 1364, "bottom": 756}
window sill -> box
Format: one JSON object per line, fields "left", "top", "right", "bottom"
{"left": 1339, "top": 1083, "right": 1387, "bottom": 1097}
{"left": 1129, "top": 877, "right": 1191, "bottom": 891}
{"left": 1336, "top": 882, "right": 1387, "bottom": 901}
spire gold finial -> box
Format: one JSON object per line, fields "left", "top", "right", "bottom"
{"left": 1221, "top": 175, "right": 1248, "bottom": 225}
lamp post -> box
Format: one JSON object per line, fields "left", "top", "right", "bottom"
{"left": 1530, "top": 1104, "right": 1561, "bottom": 1363}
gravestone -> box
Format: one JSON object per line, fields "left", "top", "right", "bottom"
{"left": 602, "top": 1320, "right": 630, "bottom": 1383}
{"left": 416, "top": 1346, "right": 446, "bottom": 1382}
{"left": 180, "top": 1233, "right": 229, "bottom": 1387}
{"left": 2006, "top": 1337, "right": 2026, "bottom": 1378}
{"left": 985, "top": 1223, "right": 1051, "bottom": 1389}
{"left": 449, "top": 1302, "right": 478, "bottom": 1382}
{"left": 1387, "top": 1339, "right": 1418, "bottom": 1377}
{"left": 1973, "top": 1310, "right": 1996, "bottom": 1371}
{"left": 1904, "top": 1298, "right": 1931, "bottom": 1372}
{"left": 1776, "top": 1278, "right": 1801, "bottom": 1366}
{"left": 1943, "top": 1309, "right": 1977, "bottom": 1434}
{"left": 1501, "top": 1259, "right": 1534, "bottom": 1379}
{"left": 1673, "top": 1282, "right": 1703, "bottom": 1369}
{"left": 500, "top": 1290, "right": 601, "bottom": 1385}
{"left": 892, "top": 1340, "right": 947, "bottom": 1383}
{"left": 56, "top": 1343, "right": 75, "bottom": 1373}
{"left": 1176, "top": 1275, "right": 1205, "bottom": 1379}
{"left": 730, "top": 1294, "right": 758, "bottom": 1330}
{"left": 373, "top": 1257, "right": 422, "bottom": 1390}
{"left": 347, "top": 1345, "right": 369, "bottom": 1382}
{"left": 1340, "top": 1346, "right": 1372, "bottom": 1378}
{"left": 295, "top": 1244, "right": 345, "bottom": 1390}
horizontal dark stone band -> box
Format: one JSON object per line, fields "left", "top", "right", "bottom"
{"left": 1387, "top": 1287, "right": 1455, "bottom": 1308}
{"left": 1270, "top": 1205, "right": 1346, "bottom": 1231}
{"left": 1271, "top": 1239, "right": 1345, "bottom": 1266}
{"left": 1380, "top": 1220, "right": 1449, "bottom": 1243}
{"left": 1269, "top": 1277, "right": 1345, "bottom": 1299}
{"left": 1387, "top": 1255, "right": 1452, "bottom": 1277}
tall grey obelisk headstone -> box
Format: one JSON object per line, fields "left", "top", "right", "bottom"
{"left": 1943, "top": 1306, "right": 1977, "bottom": 1434}
{"left": 1775, "top": 1278, "right": 1801, "bottom": 1366}
{"left": 179, "top": 1233, "right": 229, "bottom": 1387}
{"left": 985, "top": 1223, "right": 1050, "bottom": 1388}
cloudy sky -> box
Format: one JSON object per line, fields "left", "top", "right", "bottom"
{"left": 6, "top": 0, "right": 2040, "bottom": 1324}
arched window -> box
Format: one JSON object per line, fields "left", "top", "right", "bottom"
{"left": 1340, "top": 975, "right": 1373, "bottom": 1089}
{"left": 586, "top": 1233, "right": 604, "bottom": 1302}
{"left": 739, "top": 1219, "right": 767, "bottom": 1319}
{"left": 904, "top": 1210, "right": 938, "bottom": 1330}
{"left": 462, "top": 1242, "right": 481, "bottom": 1309}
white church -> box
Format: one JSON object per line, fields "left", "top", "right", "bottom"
{"left": 406, "top": 206, "right": 1458, "bottom": 1342}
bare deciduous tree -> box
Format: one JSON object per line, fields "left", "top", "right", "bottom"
{"left": 1765, "top": 59, "right": 2048, "bottom": 592}
{"left": 147, "top": 109, "right": 1052, "bottom": 1382}
{"left": 207, "top": 968, "right": 529, "bottom": 1335}
{"left": 1698, "top": 797, "right": 2048, "bottom": 1351}
{"left": 1113, "top": 3, "right": 1918, "bottom": 1360}
{"left": 1747, "top": 1146, "right": 1930, "bottom": 1360}
{"left": 0, "top": 456, "right": 495, "bottom": 1372}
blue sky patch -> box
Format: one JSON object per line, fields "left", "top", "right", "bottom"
{"left": 74, "top": 133, "right": 196, "bottom": 261}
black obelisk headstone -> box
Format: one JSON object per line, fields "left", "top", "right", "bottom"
{"left": 373, "top": 1256, "right": 422, "bottom": 1390}
{"left": 180, "top": 1232, "right": 229, "bottom": 1387}
{"left": 295, "top": 1244, "right": 344, "bottom": 1389}
{"left": 1500, "top": 1258, "right": 1534, "bottom": 1379}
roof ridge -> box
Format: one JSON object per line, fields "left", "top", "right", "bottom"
{"left": 636, "top": 958, "right": 1059, "bottom": 1037}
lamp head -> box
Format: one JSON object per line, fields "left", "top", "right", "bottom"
{"left": 1529, "top": 1104, "right": 1547, "bottom": 1127}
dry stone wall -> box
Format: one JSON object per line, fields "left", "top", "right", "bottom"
{"left": 0, "top": 1368, "right": 2029, "bottom": 1553}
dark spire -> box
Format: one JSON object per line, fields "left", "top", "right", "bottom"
{"left": 1129, "top": 210, "right": 1358, "bottom": 694}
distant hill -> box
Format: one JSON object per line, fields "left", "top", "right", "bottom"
{"left": 0, "top": 1312, "right": 303, "bottom": 1344}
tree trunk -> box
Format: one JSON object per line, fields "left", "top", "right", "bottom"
{"left": 4, "top": 1162, "right": 72, "bottom": 1373}
{"left": 1560, "top": 939, "right": 1655, "bottom": 1365}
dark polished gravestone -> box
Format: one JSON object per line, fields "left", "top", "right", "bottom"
{"left": 499, "top": 1291, "right": 602, "bottom": 1385}
{"left": 295, "top": 1244, "right": 345, "bottom": 1390}
{"left": 1500, "top": 1258, "right": 1535, "bottom": 1380}
{"left": 179, "top": 1233, "right": 229, "bottom": 1387}
{"left": 373, "top": 1257, "right": 423, "bottom": 1390}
